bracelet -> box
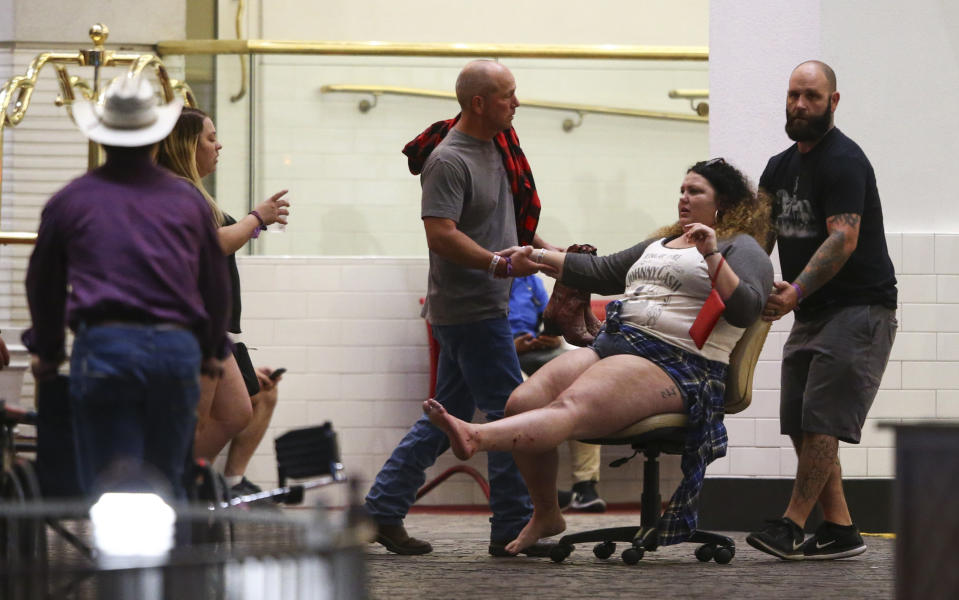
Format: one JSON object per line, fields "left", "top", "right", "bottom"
{"left": 488, "top": 254, "right": 501, "bottom": 277}
{"left": 791, "top": 282, "right": 804, "bottom": 302}
{"left": 708, "top": 256, "right": 726, "bottom": 284}
{"left": 489, "top": 255, "right": 513, "bottom": 278}
{"left": 249, "top": 210, "right": 267, "bottom": 239}
{"left": 534, "top": 248, "right": 546, "bottom": 263}
{"left": 702, "top": 249, "right": 721, "bottom": 259}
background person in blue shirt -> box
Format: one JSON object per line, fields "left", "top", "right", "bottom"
{"left": 509, "top": 275, "right": 606, "bottom": 512}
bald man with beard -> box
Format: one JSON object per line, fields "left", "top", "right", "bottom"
{"left": 747, "top": 60, "right": 898, "bottom": 561}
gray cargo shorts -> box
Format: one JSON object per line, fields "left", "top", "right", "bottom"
{"left": 780, "top": 304, "right": 897, "bottom": 444}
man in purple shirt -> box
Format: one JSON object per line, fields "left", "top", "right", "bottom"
{"left": 22, "top": 75, "right": 231, "bottom": 498}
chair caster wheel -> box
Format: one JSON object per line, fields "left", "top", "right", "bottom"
{"left": 622, "top": 547, "right": 644, "bottom": 565}
{"left": 593, "top": 542, "right": 615, "bottom": 560}
{"left": 714, "top": 546, "right": 734, "bottom": 564}
{"left": 550, "top": 544, "right": 572, "bottom": 563}
{"left": 695, "top": 544, "right": 714, "bottom": 562}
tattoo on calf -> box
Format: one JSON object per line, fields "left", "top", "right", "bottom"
{"left": 796, "top": 436, "right": 839, "bottom": 502}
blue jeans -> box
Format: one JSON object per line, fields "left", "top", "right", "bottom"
{"left": 365, "top": 316, "right": 533, "bottom": 540}
{"left": 69, "top": 323, "right": 202, "bottom": 499}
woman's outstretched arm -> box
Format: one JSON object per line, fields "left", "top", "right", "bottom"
{"left": 559, "top": 239, "right": 657, "bottom": 295}
{"left": 217, "top": 190, "right": 290, "bottom": 255}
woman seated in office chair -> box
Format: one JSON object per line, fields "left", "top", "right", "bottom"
{"left": 425, "top": 159, "right": 773, "bottom": 555}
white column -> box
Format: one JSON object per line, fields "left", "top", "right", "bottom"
{"left": 708, "top": 0, "right": 822, "bottom": 181}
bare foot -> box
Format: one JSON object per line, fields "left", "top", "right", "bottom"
{"left": 422, "top": 398, "right": 478, "bottom": 460}
{"left": 504, "top": 510, "right": 566, "bottom": 555}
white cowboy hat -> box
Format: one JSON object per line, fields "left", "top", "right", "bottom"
{"left": 72, "top": 75, "right": 183, "bottom": 147}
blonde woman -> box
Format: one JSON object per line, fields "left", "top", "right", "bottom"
{"left": 157, "top": 108, "right": 289, "bottom": 490}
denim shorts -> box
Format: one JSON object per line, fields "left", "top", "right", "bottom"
{"left": 780, "top": 304, "right": 897, "bottom": 443}
{"left": 591, "top": 300, "right": 728, "bottom": 410}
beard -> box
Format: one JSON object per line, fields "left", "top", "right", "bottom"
{"left": 785, "top": 97, "right": 833, "bottom": 142}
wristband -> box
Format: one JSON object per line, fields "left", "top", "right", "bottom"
{"left": 249, "top": 210, "right": 267, "bottom": 239}
{"left": 491, "top": 255, "right": 513, "bottom": 278}
{"left": 702, "top": 249, "right": 721, "bottom": 259}
{"left": 534, "top": 248, "right": 546, "bottom": 263}
{"left": 791, "top": 282, "right": 804, "bottom": 302}
{"left": 488, "top": 254, "right": 501, "bottom": 277}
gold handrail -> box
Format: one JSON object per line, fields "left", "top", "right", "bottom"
{"left": 229, "top": 0, "right": 247, "bottom": 103}
{"left": 0, "top": 24, "right": 196, "bottom": 245}
{"left": 0, "top": 232, "right": 39, "bottom": 245}
{"left": 320, "top": 84, "right": 708, "bottom": 127}
{"left": 158, "top": 39, "right": 708, "bottom": 61}
{"left": 668, "top": 88, "right": 710, "bottom": 117}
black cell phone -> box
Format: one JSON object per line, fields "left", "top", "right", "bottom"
{"left": 268, "top": 367, "right": 287, "bottom": 380}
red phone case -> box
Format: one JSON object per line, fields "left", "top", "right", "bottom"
{"left": 689, "top": 288, "right": 726, "bottom": 349}
{"left": 689, "top": 255, "right": 727, "bottom": 349}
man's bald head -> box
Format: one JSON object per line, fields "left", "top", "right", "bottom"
{"left": 455, "top": 60, "right": 510, "bottom": 110}
{"left": 793, "top": 60, "right": 837, "bottom": 93}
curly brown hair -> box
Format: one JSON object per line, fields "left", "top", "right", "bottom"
{"left": 651, "top": 159, "right": 770, "bottom": 251}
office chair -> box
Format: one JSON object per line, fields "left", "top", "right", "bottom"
{"left": 549, "top": 315, "right": 771, "bottom": 565}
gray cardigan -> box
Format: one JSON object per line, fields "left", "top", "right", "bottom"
{"left": 561, "top": 234, "right": 774, "bottom": 328}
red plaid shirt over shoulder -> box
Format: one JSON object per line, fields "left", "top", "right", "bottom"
{"left": 402, "top": 115, "right": 541, "bottom": 246}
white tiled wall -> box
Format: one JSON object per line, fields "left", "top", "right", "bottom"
{"left": 236, "top": 232, "right": 959, "bottom": 506}
{"left": 717, "top": 233, "right": 958, "bottom": 482}
{"left": 234, "top": 255, "right": 678, "bottom": 507}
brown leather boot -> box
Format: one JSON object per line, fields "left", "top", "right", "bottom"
{"left": 584, "top": 300, "right": 603, "bottom": 338}
{"left": 373, "top": 522, "right": 433, "bottom": 555}
{"left": 543, "top": 243, "right": 598, "bottom": 347}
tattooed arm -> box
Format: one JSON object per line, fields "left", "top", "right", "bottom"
{"left": 763, "top": 212, "right": 860, "bottom": 321}
{"left": 795, "top": 213, "right": 861, "bottom": 295}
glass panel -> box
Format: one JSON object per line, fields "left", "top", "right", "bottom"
{"left": 210, "top": 54, "right": 707, "bottom": 257}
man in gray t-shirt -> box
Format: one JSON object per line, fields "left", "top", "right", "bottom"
{"left": 420, "top": 127, "right": 516, "bottom": 324}
{"left": 365, "top": 60, "right": 558, "bottom": 556}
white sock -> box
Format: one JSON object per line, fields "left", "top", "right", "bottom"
{"left": 225, "top": 475, "right": 243, "bottom": 487}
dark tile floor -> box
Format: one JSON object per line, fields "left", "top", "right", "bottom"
{"left": 366, "top": 510, "right": 894, "bottom": 600}
{"left": 3, "top": 505, "right": 893, "bottom": 599}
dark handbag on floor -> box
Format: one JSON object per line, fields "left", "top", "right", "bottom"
{"left": 689, "top": 256, "right": 727, "bottom": 349}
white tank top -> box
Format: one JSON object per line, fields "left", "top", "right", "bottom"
{"left": 618, "top": 239, "right": 744, "bottom": 363}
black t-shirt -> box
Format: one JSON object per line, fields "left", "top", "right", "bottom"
{"left": 760, "top": 128, "right": 897, "bottom": 320}
{"left": 222, "top": 213, "right": 242, "bottom": 334}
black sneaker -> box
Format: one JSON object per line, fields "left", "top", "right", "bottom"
{"left": 746, "top": 517, "right": 806, "bottom": 560}
{"left": 558, "top": 489, "right": 573, "bottom": 511}
{"left": 800, "top": 521, "right": 867, "bottom": 560}
{"left": 570, "top": 481, "right": 607, "bottom": 513}
{"left": 230, "top": 477, "right": 263, "bottom": 497}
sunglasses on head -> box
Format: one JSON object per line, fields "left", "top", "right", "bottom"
{"left": 703, "top": 157, "right": 726, "bottom": 166}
